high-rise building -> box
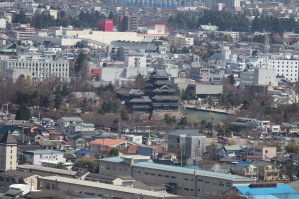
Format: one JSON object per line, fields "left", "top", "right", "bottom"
{"left": 118, "top": 11, "right": 138, "bottom": 32}
{"left": 0, "top": 131, "right": 18, "bottom": 171}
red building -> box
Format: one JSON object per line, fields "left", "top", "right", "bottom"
{"left": 98, "top": 19, "right": 113, "bottom": 31}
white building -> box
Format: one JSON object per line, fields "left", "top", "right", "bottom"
{"left": 268, "top": 59, "right": 299, "bottom": 81}
{"left": 33, "top": 7, "right": 58, "bottom": 19}
{"left": 210, "top": 0, "right": 240, "bottom": 9}
{"left": 0, "top": 52, "right": 69, "bottom": 83}
{"left": 23, "top": 150, "right": 72, "bottom": 169}
{"left": 122, "top": 134, "right": 142, "bottom": 145}
{"left": 69, "top": 123, "right": 95, "bottom": 135}
{"left": 124, "top": 53, "right": 146, "bottom": 68}
{"left": 221, "top": 46, "right": 231, "bottom": 60}
{"left": 168, "top": 33, "right": 194, "bottom": 49}
{"left": 239, "top": 68, "right": 277, "bottom": 90}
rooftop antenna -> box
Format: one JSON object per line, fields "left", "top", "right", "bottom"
{"left": 263, "top": 29, "right": 270, "bottom": 69}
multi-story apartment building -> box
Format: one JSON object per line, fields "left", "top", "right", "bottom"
{"left": 210, "top": 0, "right": 240, "bottom": 8}
{"left": 97, "top": 155, "right": 255, "bottom": 199}
{"left": 118, "top": 11, "right": 138, "bottom": 32}
{"left": 13, "top": 27, "right": 36, "bottom": 40}
{"left": 0, "top": 131, "right": 18, "bottom": 171}
{"left": 168, "top": 33, "right": 194, "bottom": 49}
{"left": 0, "top": 51, "right": 69, "bottom": 83}
{"left": 268, "top": 59, "right": 299, "bottom": 82}
{"left": 124, "top": 53, "right": 146, "bottom": 68}
{"left": 168, "top": 129, "right": 206, "bottom": 157}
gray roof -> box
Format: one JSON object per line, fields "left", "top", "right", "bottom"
{"left": 169, "top": 129, "right": 205, "bottom": 137}
{"left": 151, "top": 68, "right": 170, "bottom": 77}
{"left": 133, "top": 162, "right": 254, "bottom": 182}
{"left": 17, "top": 165, "right": 77, "bottom": 176}
{"left": 59, "top": 117, "right": 83, "bottom": 122}
{"left": 0, "top": 170, "right": 36, "bottom": 178}
{"left": 0, "top": 131, "right": 17, "bottom": 144}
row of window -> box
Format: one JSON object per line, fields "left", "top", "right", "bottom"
{"left": 8, "top": 62, "right": 68, "bottom": 67}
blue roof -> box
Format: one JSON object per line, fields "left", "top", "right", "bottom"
{"left": 236, "top": 162, "right": 252, "bottom": 167}
{"left": 248, "top": 194, "right": 299, "bottom": 199}
{"left": 133, "top": 161, "right": 254, "bottom": 181}
{"left": 236, "top": 184, "right": 296, "bottom": 195}
{"left": 75, "top": 149, "right": 91, "bottom": 154}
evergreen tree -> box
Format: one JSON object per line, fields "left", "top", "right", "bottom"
{"left": 75, "top": 52, "right": 87, "bottom": 73}
{"left": 16, "top": 103, "right": 31, "bottom": 120}
{"left": 120, "top": 108, "right": 129, "bottom": 121}
{"left": 54, "top": 93, "right": 63, "bottom": 110}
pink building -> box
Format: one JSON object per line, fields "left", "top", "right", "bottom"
{"left": 98, "top": 19, "right": 113, "bottom": 32}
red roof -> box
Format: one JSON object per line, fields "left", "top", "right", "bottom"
{"left": 247, "top": 156, "right": 263, "bottom": 159}
{"left": 91, "top": 69, "right": 100, "bottom": 75}
{"left": 62, "top": 140, "right": 70, "bottom": 145}
{"left": 155, "top": 24, "right": 165, "bottom": 26}
{"left": 89, "top": 139, "right": 126, "bottom": 146}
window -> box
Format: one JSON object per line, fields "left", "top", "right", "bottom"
{"left": 158, "top": 174, "right": 163, "bottom": 177}
{"left": 164, "top": 175, "right": 169, "bottom": 178}
{"left": 84, "top": 192, "right": 95, "bottom": 196}
{"left": 198, "top": 179, "right": 203, "bottom": 182}
{"left": 113, "top": 166, "right": 117, "bottom": 170}
{"left": 106, "top": 165, "right": 110, "bottom": 170}
{"left": 265, "top": 150, "right": 268, "bottom": 153}
{"left": 145, "top": 172, "right": 149, "bottom": 175}
{"left": 205, "top": 181, "right": 210, "bottom": 184}
{"left": 45, "top": 183, "right": 50, "bottom": 189}
{"left": 151, "top": 173, "right": 155, "bottom": 176}
{"left": 226, "top": 182, "right": 232, "bottom": 187}
{"left": 138, "top": 171, "right": 142, "bottom": 174}
{"left": 184, "top": 188, "right": 189, "bottom": 191}
{"left": 171, "top": 176, "right": 176, "bottom": 179}
{"left": 184, "top": 178, "right": 189, "bottom": 181}
{"left": 219, "top": 181, "right": 224, "bottom": 187}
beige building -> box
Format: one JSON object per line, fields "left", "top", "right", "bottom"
{"left": 247, "top": 146, "right": 277, "bottom": 160}
{"left": 37, "top": 176, "right": 183, "bottom": 199}
{"left": 0, "top": 131, "right": 17, "bottom": 172}
{"left": 168, "top": 33, "right": 194, "bottom": 49}
{"left": 97, "top": 155, "right": 255, "bottom": 199}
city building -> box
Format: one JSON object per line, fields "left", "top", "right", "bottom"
{"left": 0, "top": 131, "right": 18, "bottom": 171}
{"left": 0, "top": 51, "right": 70, "bottom": 83}
{"left": 124, "top": 53, "right": 146, "bottom": 68}
{"left": 97, "top": 155, "right": 255, "bottom": 198}
{"left": 16, "top": 165, "right": 78, "bottom": 178}
{"left": 168, "top": 129, "right": 206, "bottom": 157}
{"left": 118, "top": 11, "right": 138, "bottom": 32}
{"left": 98, "top": 19, "right": 113, "bottom": 31}
{"left": 247, "top": 146, "right": 276, "bottom": 160}
{"left": 168, "top": 33, "right": 194, "bottom": 49}
{"left": 268, "top": 59, "right": 299, "bottom": 82}
{"left": 23, "top": 150, "right": 72, "bottom": 169}
{"left": 37, "top": 176, "right": 183, "bottom": 198}
{"left": 34, "top": 7, "right": 58, "bottom": 19}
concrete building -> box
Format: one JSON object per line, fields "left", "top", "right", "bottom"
{"left": 16, "top": 165, "right": 78, "bottom": 178}
{"left": 5, "top": 69, "right": 32, "bottom": 83}
{"left": 268, "top": 59, "right": 299, "bottom": 81}
{"left": 0, "top": 131, "right": 18, "bottom": 171}
{"left": 210, "top": 0, "right": 240, "bottom": 8}
{"left": 239, "top": 68, "right": 277, "bottom": 90}
{"left": 168, "top": 129, "right": 206, "bottom": 157}
{"left": 118, "top": 11, "right": 138, "bottom": 32}
{"left": 168, "top": 33, "right": 194, "bottom": 48}
{"left": 57, "top": 117, "right": 83, "bottom": 134}
{"left": 124, "top": 53, "right": 146, "bottom": 68}
{"left": 23, "top": 150, "right": 72, "bottom": 169}
{"left": 37, "top": 176, "right": 182, "bottom": 198}
{"left": 247, "top": 146, "right": 276, "bottom": 160}
{"left": 97, "top": 155, "right": 255, "bottom": 198}
{"left": 122, "top": 134, "right": 142, "bottom": 145}
{"left": 34, "top": 8, "right": 58, "bottom": 19}
{"left": 0, "top": 51, "right": 69, "bottom": 83}
{"left": 68, "top": 123, "right": 94, "bottom": 135}
{"left": 189, "top": 67, "right": 211, "bottom": 82}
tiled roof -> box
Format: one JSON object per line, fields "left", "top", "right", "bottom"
{"left": 90, "top": 139, "right": 126, "bottom": 146}
{"left": 122, "top": 145, "right": 138, "bottom": 154}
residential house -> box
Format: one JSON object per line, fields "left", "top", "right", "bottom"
{"left": 89, "top": 139, "right": 130, "bottom": 153}
{"left": 217, "top": 144, "right": 241, "bottom": 158}
{"left": 57, "top": 117, "right": 83, "bottom": 134}
{"left": 247, "top": 146, "right": 276, "bottom": 160}
{"left": 66, "top": 134, "right": 87, "bottom": 149}
{"left": 122, "top": 134, "right": 142, "bottom": 145}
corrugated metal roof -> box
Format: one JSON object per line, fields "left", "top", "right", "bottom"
{"left": 236, "top": 184, "right": 296, "bottom": 195}
{"left": 133, "top": 162, "right": 253, "bottom": 181}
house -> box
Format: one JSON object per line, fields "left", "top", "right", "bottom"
{"left": 168, "top": 129, "right": 206, "bottom": 157}
{"left": 122, "top": 134, "right": 142, "bottom": 145}
{"left": 217, "top": 144, "right": 241, "bottom": 158}
{"left": 68, "top": 123, "right": 94, "bottom": 135}
{"left": 89, "top": 139, "right": 130, "bottom": 152}
{"left": 65, "top": 134, "right": 86, "bottom": 149}
{"left": 57, "top": 117, "right": 83, "bottom": 134}
{"left": 231, "top": 162, "right": 280, "bottom": 181}
{"left": 247, "top": 146, "right": 277, "bottom": 160}
{"left": 223, "top": 183, "right": 298, "bottom": 198}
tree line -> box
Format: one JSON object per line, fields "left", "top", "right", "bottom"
{"left": 167, "top": 10, "right": 299, "bottom": 33}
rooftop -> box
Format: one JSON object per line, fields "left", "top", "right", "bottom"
{"left": 169, "top": 129, "right": 205, "bottom": 137}
{"left": 17, "top": 165, "right": 77, "bottom": 176}
{"left": 39, "top": 176, "right": 182, "bottom": 198}
{"left": 89, "top": 138, "right": 126, "bottom": 146}
{"left": 133, "top": 161, "right": 254, "bottom": 181}
{"left": 59, "top": 117, "right": 83, "bottom": 122}
{"left": 0, "top": 130, "right": 17, "bottom": 145}
{"left": 24, "top": 150, "right": 65, "bottom": 154}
